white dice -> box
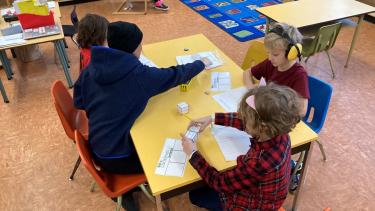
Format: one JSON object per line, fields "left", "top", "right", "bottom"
{"left": 177, "top": 102, "right": 189, "bottom": 114}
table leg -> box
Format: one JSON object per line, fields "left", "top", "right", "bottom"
{"left": 60, "top": 40, "right": 70, "bottom": 68}
{"left": 292, "top": 142, "right": 311, "bottom": 211}
{"left": 265, "top": 17, "right": 270, "bottom": 33}
{"left": 0, "top": 50, "right": 13, "bottom": 80}
{"left": 0, "top": 77, "right": 9, "bottom": 103}
{"left": 344, "top": 14, "right": 364, "bottom": 68}
{"left": 156, "top": 195, "right": 163, "bottom": 211}
{"left": 54, "top": 40, "right": 73, "bottom": 88}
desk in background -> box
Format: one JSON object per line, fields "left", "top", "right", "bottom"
{"left": 132, "top": 34, "right": 318, "bottom": 211}
{"left": 0, "top": 1, "right": 72, "bottom": 103}
{"left": 256, "top": 0, "right": 375, "bottom": 68}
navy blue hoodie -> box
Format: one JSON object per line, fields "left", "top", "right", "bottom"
{"left": 73, "top": 46, "right": 205, "bottom": 159}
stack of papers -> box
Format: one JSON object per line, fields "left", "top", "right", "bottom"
{"left": 176, "top": 51, "right": 223, "bottom": 69}
{"left": 0, "top": 35, "right": 26, "bottom": 47}
{"left": 212, "top": 87, "right": 248, "bottom": 112}
{"left": 211, "top": 125, "right": 251, "bottom": 161}
{"left": 155, "top": 138, "right": 187, "bottom": 177}
{"left": 211, "top": 72, "right": 231, "bottom": 91}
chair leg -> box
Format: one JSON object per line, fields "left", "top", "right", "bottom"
{"left": 305, "top": 56, "right": 310, "bottom": 63}
{"left": 139, "top": 184, "right": 155, "bottom": 203}
{"left": 69, "top": 156, "right": 81, "bottom": 180}
{"left": 291, "top": 151, "right": 305, "bottom": 182}
{"left": 90, "top": 181, "right": 96, "bottom": 192}
{"left": 325, "top": 50, "right": 335, "bottom": 79}
{"left": 10, "top": 49, "right": 16, "bottom": 59}
{"left": 116, "top": 196, "right": 122, "bottom": 211}
{"left": 63, "top": 38, "right": 68, "bottom": 48}
{"left": 316, "top": 140, "right": 327, "bottom": 161}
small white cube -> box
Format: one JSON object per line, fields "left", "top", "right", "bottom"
{"left": 177, "top": 102, "right": 189, "bottom": 114}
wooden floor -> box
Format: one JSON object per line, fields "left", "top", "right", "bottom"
{"left": 1, "top": 0, "right": 375, "bottom": 210}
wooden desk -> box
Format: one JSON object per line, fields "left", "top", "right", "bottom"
{"left": 132, "top": 34, "right": 318, "bottom": 211}
{"left": 0, "top": 1, "right": 71, "bottom": 103}
{"left": 256, "top": 0, "right": 375, "bottom": 68}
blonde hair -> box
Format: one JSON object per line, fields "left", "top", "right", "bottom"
{"left": 238, "top": 83, "right": 301, "bottom": 138}
{"left": 264, "top": 22, "right": 303, "bottom": 51}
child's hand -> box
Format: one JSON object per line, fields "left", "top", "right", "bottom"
{"left": 243, "top": 69, "right": 255, "bottom": 89}
{"left": 188, "top": 115, "right": 212, "bottom": 132}
{"left": 200, "top": 57, "right": 213, "bottom": 68}
{"left": 180, "top": 134, "right": 197, "bottom": 156}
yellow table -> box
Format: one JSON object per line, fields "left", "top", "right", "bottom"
{"left": 256, "top": 0, "right": 375, "bottom": 68}
{"left": 133, "top": 34, "right": 318, "bottom": 211}
{"left": 0, "top": 1, "right": 71, "bottom": 103}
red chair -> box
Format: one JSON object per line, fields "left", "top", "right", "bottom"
{"left": 51, "top": 80, "right": 88, "bottom": 180}
{"left": 75, "top": 130, "right": 154, "bottom": 211}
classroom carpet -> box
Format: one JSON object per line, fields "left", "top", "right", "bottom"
{"left": 180, "top": 0, "right": 282, "bottom": 42}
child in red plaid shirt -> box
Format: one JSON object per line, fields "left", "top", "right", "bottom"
{"left": 181, "top": 83, "right": 301, "bottom": 210}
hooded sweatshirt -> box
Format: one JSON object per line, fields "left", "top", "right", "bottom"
{"left": 74, "top": 46, "right": 205, "bottom": 159}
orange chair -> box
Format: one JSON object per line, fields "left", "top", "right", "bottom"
{"left": 51, "top": 80, "right": 89, "bottom": 180}
{"left": 75, "top": 130, "right": 154, "bottom": 211}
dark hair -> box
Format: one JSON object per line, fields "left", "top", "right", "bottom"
{"left": 238, "top": 83, "right": 301, "bottom": 138}
{"left": 77, "top": 14, "right": 109, "bottom": 48}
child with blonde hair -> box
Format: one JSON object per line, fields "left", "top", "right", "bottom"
{"left": 243, "top": 22, "right": 309, "bottom": 116}
{"left": 181, "top": 83, "right": 301, "bottom": 210}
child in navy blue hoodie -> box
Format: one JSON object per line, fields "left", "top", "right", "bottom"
{"left": 73, "top": 21, "right": 206, "bottom": 210}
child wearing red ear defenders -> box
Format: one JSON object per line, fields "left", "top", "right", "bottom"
{"left": 181, "top": 83, "right": 301, "bottom": 211}
{"left": 243, "top": 23, "right": 309, "bottom": 117}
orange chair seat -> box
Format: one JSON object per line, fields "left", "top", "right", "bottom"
{"left": 99, "top": 172, "right": 147, "bottom": 198}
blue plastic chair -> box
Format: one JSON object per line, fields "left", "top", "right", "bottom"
{"left": 303, "top": 75, "right": 333, "bottom": 160}
{"left": 290, "top": 75, "right": 333, "bottom": 191}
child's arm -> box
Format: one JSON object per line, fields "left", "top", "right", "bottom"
{"left": 136, "top": 60, "right": 205, "bottom": 97}
{"left": 187, "top": 149, "right": 259, "bottom": 194}
{"left": 243, "top": 68, "right": 256, "bottom": 89}
{"left": 215, "top": 112, "right": 244, "bottom": 131}
{"left": 300, "top": 98, "right": 308, "bottom": 117}
{"left": 73, "top": 74, "right": 86, "bottom": 110}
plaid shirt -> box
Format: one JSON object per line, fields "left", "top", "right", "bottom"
{"left": 190, "top": 112, "right": 291, "bottom": 210}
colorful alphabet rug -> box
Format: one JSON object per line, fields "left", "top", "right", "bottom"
{"left": 180, "top": 0, "right": 282, "bottom": 42}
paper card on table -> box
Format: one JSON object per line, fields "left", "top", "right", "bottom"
{"left": 176, "top": 51, "right": 223, "bottom": 69}
{"left": 15, "top": 0, "right": 49, "bottom": 16}
{"left": 212, "top": 86, "right": 248, "bottom": 112}
{"left": 211, "top": 125, "right": 251, "bottom": 161}
{"left": 165, "top": 162, "right": 186, "bottom": 177}
{"left": 211, "top": 72, "right": 231, "bottom": 91}
{"left": 139, "top": 53, "right": 159, "bottom": 68}
{"left": 155, "top": 138, "right": 187, "bottom": 177}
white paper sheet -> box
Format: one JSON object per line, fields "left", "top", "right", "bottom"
{"left": 211, "top": 72, "right": 231, "bottom": 91}
{"left": 212, "top": 87, "right": 248, "bottom": 112}
{"left": 139, "top": 53, "right": 159, "bottom": 68}
{"left": 176, "top": 51, "right": 223, "bottom": 69}
{"left": 0, "top": 37, "right": 26, "bottom": 47}
{"left": 211, "top": 125, "right": 251, "bottom": 161}
{"left": 155, "top": 138, "right": 187, "bottom": 177}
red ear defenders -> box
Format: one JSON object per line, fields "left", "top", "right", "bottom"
{"left": 269, "top": 26, "right": 302, "bottom": 61}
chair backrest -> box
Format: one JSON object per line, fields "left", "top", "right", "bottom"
{"left": 303, "top": 76, "right": 333, "bottom": 133}
{"left": 309, "top": 22, "right": 342, "bottom": 55}
{"left": 71, "top": 5, "right": 79, "bottom": 31}
{"left": 51, "top": 80, "right": 88, "bottom": 141}
{"left": 241, "top": 40, "right": 268, "bottom": 71}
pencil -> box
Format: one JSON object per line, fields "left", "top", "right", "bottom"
{"left": 183, "top": 114, "right": 193, "bottom": 121}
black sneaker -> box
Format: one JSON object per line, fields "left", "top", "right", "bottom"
{"left": 154, "top": 1, "right": 169, "bottom": 11}
{"left": 289, "top": 173, "right": 300, "bottom": 193}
